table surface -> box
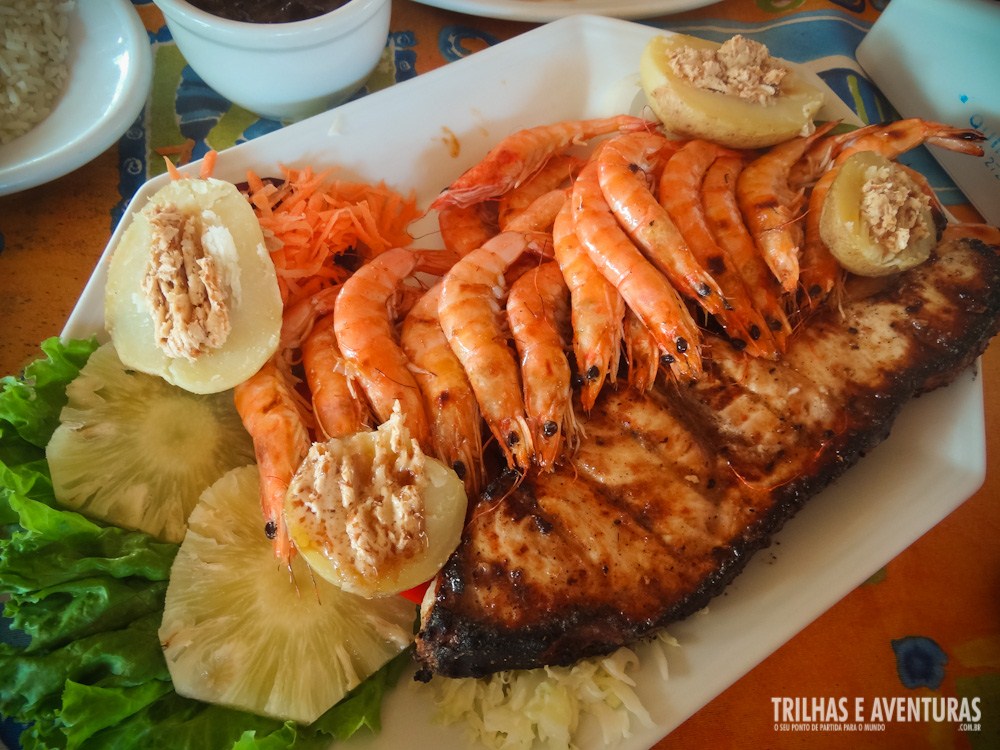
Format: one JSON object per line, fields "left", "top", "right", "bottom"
{"left": 0, "top": 1, "right": 997, "bottom": 748}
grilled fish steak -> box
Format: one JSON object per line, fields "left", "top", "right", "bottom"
{"left": 415, "top": 228, "right": 1000, "bottom": 679}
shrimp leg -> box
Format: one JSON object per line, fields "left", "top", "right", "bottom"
{"left": 507, "top": 261, "right": 578, "bottom": 470}
{"left": 437, "top": 231, "right": 546, "bottom": 470}
{"left": 552, "top": 198, "right": 625, "bottom": 411}
{"left": 400, "top": 282, "right": 485, "bottom": 496}
{"left": 572, "top": 159, "right": 702, "bottom": 380}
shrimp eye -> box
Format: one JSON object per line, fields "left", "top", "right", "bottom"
{"left": 660, "top": 353, "right": 676, "bottom": 366}
{"left": 507, "top": 431, "right": 520, "bottom": 447}
{"left": 571, "top": 373, "right": 584, "bottom": 387}
{"left": 452, "top": 460, "right": 467, "bottom": 480}
{"left": 675, "top": 337, "right": 689, "bottom": 354}
{"left": 264, "top": 520, "right": 278, "bottom": 540}
{"left": 749, "top": 324, "right": 761, "bottom": 341}
{"left": 768, "top": 318, "right": 784, "bottom": 332}
{"left": 731, "top": 338, "right": 747, "bottom": 351}
{"left": 696, "top": 282, "right": 712, "bottom": 297}
{"left": 542, "top": 420, "right": 559, "bottom": 438}
{"left": 585, "top": 365, "right": 600, "bottom": 381}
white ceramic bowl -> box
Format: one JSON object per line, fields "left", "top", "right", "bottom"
{"left": 0, "top": 0, "right": 152, "bottom": 197}
{"left": 152, "top": 0, "right": 392, "bottom": 121}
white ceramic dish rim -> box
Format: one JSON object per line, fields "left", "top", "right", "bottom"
{"left": 409, "top": 0, "right": 720, "bottom": 22}
{"left": 63, "top": 15, "right": 987, "bottom": 749}
{"left": 0, "top": 0, "right": 152, "bottom": 197}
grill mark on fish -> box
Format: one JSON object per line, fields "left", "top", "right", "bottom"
{"left": 415, "top": 231, "right": 1000, "bottom": 679}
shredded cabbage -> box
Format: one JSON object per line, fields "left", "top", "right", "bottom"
{"left": 432, "top": 630, "right": 680, "bottom": 749}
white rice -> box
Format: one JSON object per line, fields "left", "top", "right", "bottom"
{"left": 0, "top": 0, "right": 75, "bottom": 145}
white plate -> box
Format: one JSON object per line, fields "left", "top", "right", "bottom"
{"left": 65, "top": 15, "right": 987, "bottom": 750}
{"left": 0, "top": 0, "right": 152, "bottom": 197}
{"left": 411, "top": 0, "right": 720, "bottom": 22}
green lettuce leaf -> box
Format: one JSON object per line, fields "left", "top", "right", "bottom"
{"left": 0, "top": 337, "right": 98, "bottom": 527}
{"left": 0, "top": 337, "right": 98, "bottom": 449}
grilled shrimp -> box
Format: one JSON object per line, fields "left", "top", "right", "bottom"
{"left": 498, "top": 153, "right": 584, "bottom": 229}
{"left": 503, "top": 188, "right": 568, "bottom": 234}
{"left": 302, "top": 313, "right": 373, "bottom": 440}
{"left": 277, "top": 283, "right": 341, "bottom": 351}
{"left": 235, "top": 283, "right": 347, "bottom": 564}
{"left": 572, "top": 158, "right": 702, "bottom": 380}
{"left": 400, "top": 282, "right": 485, "bottom": 496}
{"left": 801, "top": 118, "right": 986, "bottom": 301}
{"left": 430, "top": 115, "right": 653, "bottom": 209}
{"left": 551, "top": 198, "right": 625, "bottom": 411}
{"left": 596, "top": 132, "right": 731, "bottom": 316}
{"left": 702, "top": 154, "right": 793, "bottom": 348}
{"left": 438, "top": 201, "right": 498, "bottom": 258}
{"left": 234, "top": 358, "right": 312, "bottom": 566}
{"left": 826, "top": 118, "right": 985, "bottom": 163}
{"left": 659, "top": 139, "right": 778, "bottom": 358}
{"left": 507, "top": 261, "right": 578, "bottom": 470}
{"left": 333, "top": 247, "right": 451, "bottom": 452}
{"left": 438, "top": 231, "right": 547, "bottom": 470}
{"left": 736, "top": 121, "right": 839, "bottom": 293}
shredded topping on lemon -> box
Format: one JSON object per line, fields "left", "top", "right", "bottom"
{"left": 668, "top": 34, "right": 787, "bottom": 105}
{"left": 860, "top": 164, "right": 932, "bottom": 259}
{"left": 142, "top": 204, "right": 233, "bottom": 361}
{"left": 291, "top": 403, "right": 429, "bottom": 582}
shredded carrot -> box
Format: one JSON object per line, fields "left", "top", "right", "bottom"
{"left": 245, "top": 164, "right": 421, "bottom": 307}
{"left": 199, "top": 150, "right": 218, "bottom": 179}
{"left": 164, "top": 155, "right": 183, "bottom": 181}
{"left": 162, "top": 149, "right": 219, "bottom": 180}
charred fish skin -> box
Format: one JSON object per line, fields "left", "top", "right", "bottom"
{"left": 415, "top": 232, "right": 1000, "bottom": 680}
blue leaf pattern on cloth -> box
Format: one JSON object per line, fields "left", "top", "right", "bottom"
{"left": 892, "top": 635, "right": 949, "bottom": 690}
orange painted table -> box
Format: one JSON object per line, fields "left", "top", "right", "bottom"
{"left": 0, "top": 1, "right": 997, "bottom": 748}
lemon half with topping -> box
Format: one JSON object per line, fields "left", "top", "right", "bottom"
{"left": 820, "top": 151, "right": 937, "bottom": 277}
{"left": 640, "top": 33, "right": 825, "bottom": 149}
{"left": 105, "top": 177, "right": 282, "bottom": 394}
{"left": 285, "top": 404, "right": 468, "bottom": 599}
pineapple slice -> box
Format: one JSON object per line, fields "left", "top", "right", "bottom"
{"left": 46, "top": 342, "right": 255, "bottom": 543}
{"left": 159, "top": 465, "right": 415, "bottom": 725}
{"left": 105, "top": 177, "right": 282, "bottom": 394}
{"left": 819, "top": 151, "right": 937, "bottom": 277}
{"left": 640, "top": 33, "right": 825, "bottom": 148}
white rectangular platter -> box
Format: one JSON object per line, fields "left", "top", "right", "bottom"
{"left": 64, "top": 15, "right": 987, "bottom": 750}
